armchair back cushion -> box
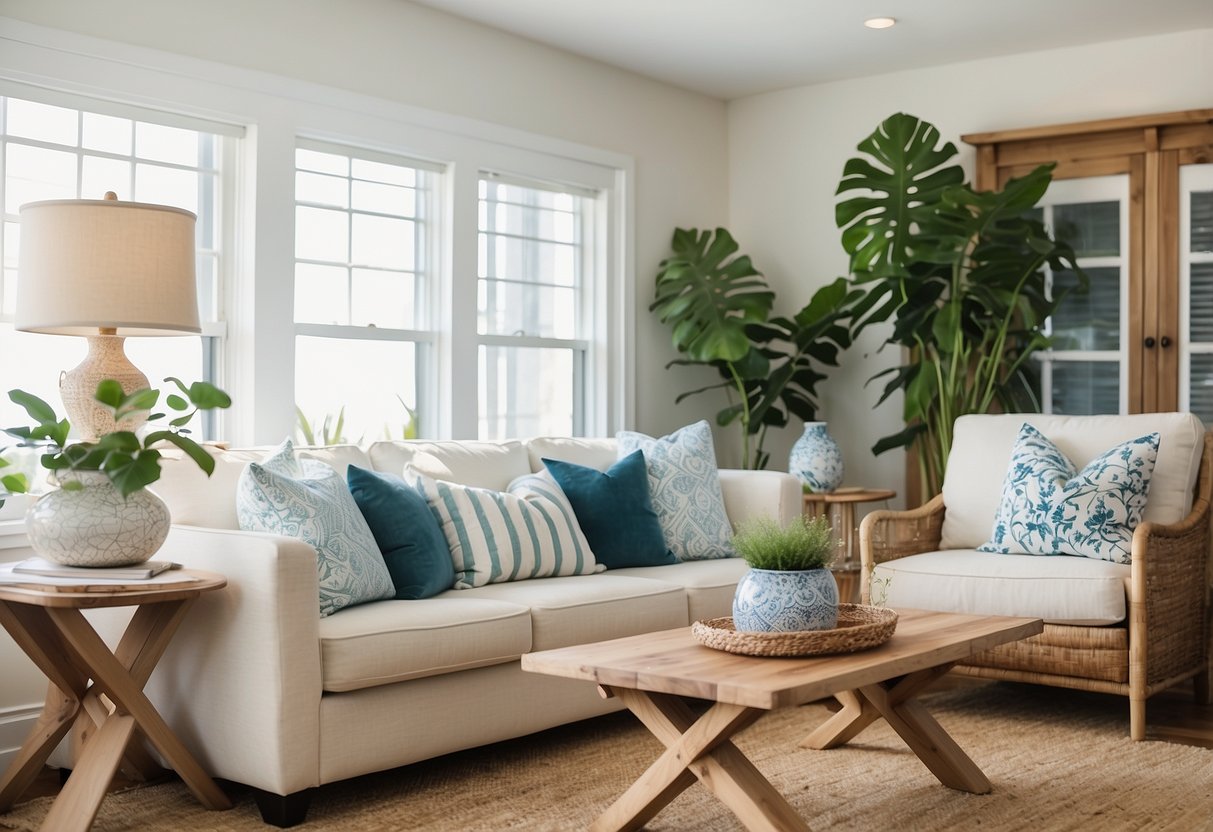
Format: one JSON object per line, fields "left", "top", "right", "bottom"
{"left": 940, "top": 413, "right": 1205, "bottom": 550}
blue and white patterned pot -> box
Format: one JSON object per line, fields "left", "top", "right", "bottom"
{"left": 788, "top": 421, "right": 843, "bottom": 492}
{"left": 732, "top": 567, "right": 839, "bottom": 632}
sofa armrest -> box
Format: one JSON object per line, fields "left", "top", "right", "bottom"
{"left": 142, "top": 525, "right": 324, "bottom": 796}
{"left": 717, "top": 469, "right": 802, "bottom": 528}
{"left": 859, "top": 494, "right": 946, "bottom": 603}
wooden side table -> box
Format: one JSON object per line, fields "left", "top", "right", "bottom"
{"left": 0, "top": 570, "right": 231, "bottom": 831}
{"left": 803, "top": 487, "right": 896, "bottom": 603}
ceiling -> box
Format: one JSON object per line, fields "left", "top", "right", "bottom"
{"left": 410, "top": 0, "right": 1213, "bottom": 100}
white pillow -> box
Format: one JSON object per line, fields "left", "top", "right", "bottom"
{"left": 405, "top": 467, "right": 601, "bottom": 589}
{"left": 616, "top": 420, "right": 735, "bottom": 560}
{"left": 236, "top": 440, "right": 394, "bottom": 617}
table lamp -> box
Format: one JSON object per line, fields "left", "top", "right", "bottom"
{"left": 16, "top": 192, "right": 199, "bottom": 441}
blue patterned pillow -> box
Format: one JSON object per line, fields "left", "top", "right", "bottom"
{"left": 978, "top": 424, "right": 1161, "bottom": 564}
{"left": 616, "top": 420, "right": 735, "bottom": 560}
{"left": 405, "top": 467, "right": 601, "bottom": 589}
{"left": 236, "top": 440, "right": 395, "bottom": 617}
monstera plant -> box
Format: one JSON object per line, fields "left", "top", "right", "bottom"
{"left": 837, "top": 113, "right": 1084, "bottom": 495}
{"left": 652, "top": 228, "right": 859, "bottom": 469}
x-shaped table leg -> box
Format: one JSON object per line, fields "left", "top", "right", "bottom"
{"left": 799, "top": 664, "right": 990, "bottom": 794}
{"left": 593, "top": 686, "right": 810, "bottom": 832}
{"left": 0, "top": 598, "right": 231, "bottom": 832}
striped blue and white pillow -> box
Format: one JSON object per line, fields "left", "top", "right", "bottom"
{"left": 405, "top": 467, "right": 601, "bottom": 589}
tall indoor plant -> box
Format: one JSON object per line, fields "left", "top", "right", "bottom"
{"left": 651, "top": 227, "right": 860, "bottom": 469}
{"left": 836, "top": 113, "right": 1084, "bottom": 495}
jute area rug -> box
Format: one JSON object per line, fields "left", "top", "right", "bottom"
{"left": 3, "top": 683, "right": 1210, "bottom": 831}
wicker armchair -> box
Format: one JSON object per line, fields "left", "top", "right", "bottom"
{"left": 860, "top": 432, "right": 1212, "bottom": 741}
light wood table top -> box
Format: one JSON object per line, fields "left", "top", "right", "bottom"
{"left": 523, "top": 609, "right": 1043, "bottom": 831}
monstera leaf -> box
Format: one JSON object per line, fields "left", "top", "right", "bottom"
{"left": 651, "top": 227, "right": 774, "bottom": 363}
{"left": 835, "top": 113, "right": 965, "bottom": 277}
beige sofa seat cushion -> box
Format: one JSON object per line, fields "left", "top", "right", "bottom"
{"left": 367, "top": 440, "right": 530, "bottom": 491}
{"left": 319, "top": 597, "right": 531, "bottom": 692}
{"left": 456, "top": 574, "right": 687, "bottom": 650}
{"left": 609, "top": 558, "right": 749, "bottom": 622}
{"left": 526, "top": 437, "right": 617, "bottom": 472}
{"left": 151, "top": 444, "right": 372, "bottom": 530}
{"left": 940, "top": 413, "right": 1205, "bottom": 550}
{"left": 875, "top": 549, "right": 1130, "bottom": 625}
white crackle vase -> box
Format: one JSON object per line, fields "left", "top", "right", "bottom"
{"left": 25, "top": 471, "right": 170, "bottom": 567}
{"left": 788, "top": 421, "right": 844, "bottom": 492}
{"left": 733, "top": 567, "right": 839, "bottom": 632}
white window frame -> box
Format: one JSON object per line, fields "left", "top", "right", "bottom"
{"left": 1179, "top": 163, "right": 1213, "bottom": 416}
{"left": 0, "top": 18, "right": 634, "bottom": 447}
{"left": 1036, "top": 175, "right": 1130, "bottom": 415}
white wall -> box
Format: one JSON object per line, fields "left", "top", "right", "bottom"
{"left": 728, "top": 28, "right": 1213, "bottom": 499}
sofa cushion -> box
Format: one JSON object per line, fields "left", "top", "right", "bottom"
{"left": 617, "top": 421, "right": 736, "bottom": 560}
{"left": 236, "top": 441, "right": 395, "bottom": 617}
{"left": 940, "top": 413, "right": 1204, "bottom": 550}
{"left": 318, "top": 597, "right": 531, "bottom": 692}
{"left": 978, "top": 424, "right": 1160, "bottom": 564}
{"left": 544, "top": 452, "right": 676, "bottom": 569}
{"left": 455, "top": 574, "right": 688, "bottom": 650}
{"left": 874, "top": 549, "right": 1130, "bottom": 625}
{"left": 526, "top": 437, "right": 617, "bottom": 472}
{"left": 346, "top": 466, "right": 455, "bottom": 599}
{"left": 608, "top": 558, "right": 749, "bottom": 622}
{"left": 367, "top": 440, "right": 530, "bottom": 491}
{"left": 407, "top": 469, "right": 600, "bottom": 588}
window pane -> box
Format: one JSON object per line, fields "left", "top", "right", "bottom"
{"left": 81, "top": 156, "right": 131, "bottom": 200}
{"left": 478, "top": 280, "right": 576, "bottom": 338}
{"left": 1193, "top": 192, "right": 1213, "bottom": 254}
{"left": 6, "top": 98, "right": 77, "bottom": 146}
{"left": 351, "top": 158, "right": 415, "bottom": 187}
{"left": 295, "top": 336, "right": 419, "bottom": 444}
{"left": 351, "top": 268, "right": 414, "bottom": 329}
{"left": 135, "top": 122, "right": 199, "bottom": 166}
{"left": 481, "top": 234, "right": 577, "bottom": 286}
{"left": 351, "top": 180, "right": 415, "bottom": 217}
{"left": 297, "top": 147, "right": 348, "bottom": 176}
{"left": 1191, "top": 263, "right": 1213, "bottom": 343}
{"left": 351, "top": 213, "right": 414, "bottom": 270}
{"left": 1053, "top": 201, "right": 1119, "bottom": 257}
{"left": 296, "top": 171, "right": 348, "bottom": 209}
{"left": 295, "top": 206, "right": 349, "bottom": 263}
{"left": 82, "top": 112, "right": 132, "bottom": 155}
{"left": 135, "top": 163, "right": 199, "bottom": 212}
{"left": 295, "top": 263, "right": 350, "bottom": 325}
{"left": 1051, "top": 266, "right": 1119, "bottom": 350}
{"left": 1191, "top": 354, "right": 1213, "bottom": 425}
{"left": 1050, "top": 360, "right": 1119, "bottom": 415}
{"left": 479, "top": 346, "right": 574, "bottom": 439}
{"left": 5, "top": 143, "right": 77, "bottom": 212}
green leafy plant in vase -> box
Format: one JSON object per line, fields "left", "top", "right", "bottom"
{"left": 0, "top": 378, "right": 231, "bottom": 567}
{"left": 730, "top": 515, "right": 840, "bottom": 632}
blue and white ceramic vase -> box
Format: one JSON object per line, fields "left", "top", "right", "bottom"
{"left": 788, "top": 421, "right": 843, "bottom": 492}
{"left": 733, "top": 567, "right": 839, "bottom": 632}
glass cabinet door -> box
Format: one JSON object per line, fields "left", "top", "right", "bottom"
{"left": 1180, "top": 164, "right": 1213, "bottom": 424}
{"left": 1035, "top": 176, "right": 1130, "bottom": 415}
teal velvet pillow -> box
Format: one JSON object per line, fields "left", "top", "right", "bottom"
{"left": 347, "top": 465, "right": 455, "bottom": 599}
{"left": 543, "top": 450, "right": 676, "bottom": 569}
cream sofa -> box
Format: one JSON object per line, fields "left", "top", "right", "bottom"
{"left": 861, "top": 413, "right": 1212, "bottom": 741}
{"left": 97, "top": 437, "right": 801, "bottom": 826}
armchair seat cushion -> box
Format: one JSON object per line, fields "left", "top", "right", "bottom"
{"left": 874, "top": 549, "right": 1130, "bottom": 625}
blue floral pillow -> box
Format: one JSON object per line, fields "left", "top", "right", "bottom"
{"left": 978, "top": 424, "right": 1160, "bottom": 564}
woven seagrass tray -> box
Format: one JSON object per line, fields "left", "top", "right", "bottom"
{"left": 692, "top": 604, "right": 898, "bottom": 657}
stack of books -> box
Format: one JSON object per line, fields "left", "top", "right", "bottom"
{"left": 10, "top": 557, "right": 182, "bottom": 581}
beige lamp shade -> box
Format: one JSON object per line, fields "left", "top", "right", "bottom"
{"left": 16, "top": 196, "right": 200, "bottom": 336}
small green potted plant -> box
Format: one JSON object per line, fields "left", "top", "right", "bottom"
{"left": 731, "top": 515, "right": 839, "bottom": 632}
{"left": 0, "top": 378, "right": 230, "bottom": 568}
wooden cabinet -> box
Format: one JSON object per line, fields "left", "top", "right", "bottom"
{"left": 963, "top": 109, "right": 1213, "bottom": 418}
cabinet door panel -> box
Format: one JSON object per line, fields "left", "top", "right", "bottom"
{"left": 1180, "top": 164, "right": 1213, "bottom": 424}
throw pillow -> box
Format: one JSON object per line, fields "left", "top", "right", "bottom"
{"left": 346, "top": 465, "right": 455, "bottom": 600}
{"left": 405, "top": 468, "right": 601, "bottom": 589}
{"left": 236, "top": 440, "right": 395, "bottom": 617}
{"left": 544, "top": 451, "right": 676, "bottom": 569}
{"left": 978, "top": 423, "right": 1161, "bottom": 564}
{"left": 616, "top": 420, "right": 735, "bottom": 560}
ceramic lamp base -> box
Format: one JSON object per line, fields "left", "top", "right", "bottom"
{"left": 60, "top": 332, "right": 150, "bottom": 441}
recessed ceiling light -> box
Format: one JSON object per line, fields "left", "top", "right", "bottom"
{"left": 864, "top": 17, "right": 897, "bottom": 29}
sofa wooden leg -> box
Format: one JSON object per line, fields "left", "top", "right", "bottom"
{"left": 253, "top": 789, "right": 314, "bottom": 828}
{"left": 1129, "top": 697, "right": 1146, "bottom": 741}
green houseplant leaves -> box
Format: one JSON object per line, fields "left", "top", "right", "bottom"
{"left": 838, "top": 112, "right": 1084, "bottom": 495}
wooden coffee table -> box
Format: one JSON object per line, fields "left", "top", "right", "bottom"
{"left": 521, "top": 608, "right": 1043, "bottom": 832}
